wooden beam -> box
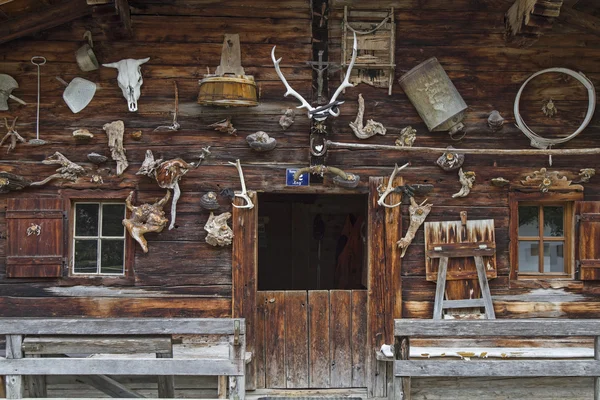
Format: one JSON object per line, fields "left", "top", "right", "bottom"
{"left": 395, "top": 360, "right": 600, "bottom": 377}
{"left": 559, "top": 6, "right": 600, "bottom": 36}
{"left": 0, "top": 0, "right": 92, "bottom": 45}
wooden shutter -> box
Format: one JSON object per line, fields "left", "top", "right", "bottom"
{"left": 6, "top": 198, "right": 65, "bottom": 278}
{"left": 577, "top": 201, "right": 600, "bottom": 280}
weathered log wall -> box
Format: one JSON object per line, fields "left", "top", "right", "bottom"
{"left": 0, "top": 0, "right": 599, "bottom": 320}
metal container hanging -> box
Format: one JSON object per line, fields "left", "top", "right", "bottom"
{"left": 398, "top": 57, "right": 467, "bottom": 138}
{"left": 198, "top": 34, "right": 258, "bottom": 107}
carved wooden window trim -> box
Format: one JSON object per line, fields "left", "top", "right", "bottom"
{"left": 61, "top": 189, "right": 135, "bottom": 285}
{"left": 509, "top": 191, "right": 583, "bottom": 280}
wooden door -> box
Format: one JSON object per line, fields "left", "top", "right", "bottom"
{"left": 232, "top": 184, "right": 402, "bottom": 395}
{"left": 254, "top": 290, "right": 367, "bottom": 389}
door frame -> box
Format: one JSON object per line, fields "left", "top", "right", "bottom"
{"left": 232, "top": 183, "right": 404, "bottom": 396}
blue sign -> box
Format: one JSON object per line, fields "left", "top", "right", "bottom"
{"left": 286, "top": 168, "right": 309, "bottom": 186}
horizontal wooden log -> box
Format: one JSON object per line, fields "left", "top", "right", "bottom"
{"left": 0, "top": 317, "right": 245, "bottom": 335}
{"left": 394, "top": 319, "right": 600, "bottom": 337}
{"left": 0, "top": 297, "right": 230, "bottom": 317}
{"left": 426, "top": 242, "right": 496, "bottom": 258}
{"left": 394, "top": 359, "right": 600, "bottom": 377}
{"left": 327, "top": 141, "right": 600, "bottom": 156}
{"left": 0, "top": 358, "right": 244, "bottom": 376}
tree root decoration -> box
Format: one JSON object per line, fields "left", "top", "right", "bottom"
{"left": 397, "top": 196, "right": 432, "bottom": 258}
{"left": 123, "top": 190, "right": 170, "bottom": 253}
{"left": 30, "top": 152, "right": 86, "bottom": 186}
{"left": 349, "top": 94, "right": 386, "bottom": 139}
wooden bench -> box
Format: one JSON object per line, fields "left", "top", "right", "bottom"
{"left": 0, "top": 318, "right": 246, "bottom": 399}
{"left": 393, "top": 319, "right": 600, "bottom": 400}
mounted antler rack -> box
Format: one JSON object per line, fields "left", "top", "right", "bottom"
{"left": 293, "top": 165, "right": 360, "bottom": 188}
{"left": 272, "top": 33, "right": 357, "bottom": 121}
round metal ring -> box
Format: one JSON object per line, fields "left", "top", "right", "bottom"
{"left": 514, "top": 68, "right": 596, "bottom": 149}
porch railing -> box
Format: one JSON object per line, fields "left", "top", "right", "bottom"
{"left": 0, "top": 318, "right": 246, "bottom": 399}
{"left": 393, "top": 319, "right": 600, "bottom": 400}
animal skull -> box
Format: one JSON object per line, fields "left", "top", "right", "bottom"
{"left": 103, "top": 58, "right": 150, "bottom": 112}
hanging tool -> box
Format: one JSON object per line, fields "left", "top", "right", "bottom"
{"left": 30, "top": 56, "right": 47, "bottom": 146}
{"left": 0, "top": 74, "right": 26, "bottom": 111}
{"left": 55, "top": 76, "right": 96, "bottom": 114}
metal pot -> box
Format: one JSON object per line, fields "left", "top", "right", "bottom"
{"left": 75, "top": 31, "right": 99, "bottom": 72}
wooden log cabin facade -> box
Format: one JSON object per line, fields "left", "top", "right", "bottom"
{"left": 0, "top": 0, "right": 599, "bottom": 398}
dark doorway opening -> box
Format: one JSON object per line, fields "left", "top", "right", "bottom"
{"left": 258, "top": 193, "right": 367, "bottom": 291}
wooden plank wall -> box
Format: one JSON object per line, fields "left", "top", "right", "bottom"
{"left": 327, "top": 0, "right": 600, "bottom": 319}
{"left": 255, "top": 290, "right": 367, "bottom": 389}
{"left": 0, "top": 0, "right": 312, "bottom": 317}
{"left": 0, "top": 0, "right": 597, "bottom": 351}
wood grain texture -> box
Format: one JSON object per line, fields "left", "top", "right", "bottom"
{"left": 394, "top": 359, "right": 600, "bottom": 377}
{"left": 308, "top": 290, "right": 330, "bottom": 388}
{"left": 351, "top": 290, "right": 367, "bottom": 388}
{"left": 367, "top": 175, "right": 402, "bottom": 397}
{"left": 232, "top": 192, "right": 258, "bottom": 389}
{"left": 284, "top": 291, "right": 308, "bottom": 388}
{"left": 330, "top": 290, "right": 352, "bottom": 388}
{"left": 264, "top": 291, "right": 286, "bottom": 389}
{"left": 578, "top": 201, "right": 600, "bottom": 280}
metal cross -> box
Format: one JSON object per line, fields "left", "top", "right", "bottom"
{"left": 306, "top": 50, "right": 340, "bottom": 105}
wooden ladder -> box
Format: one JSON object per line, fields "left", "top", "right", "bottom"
{"left": 431, "top": 244, "right": 496, "bottom": 320}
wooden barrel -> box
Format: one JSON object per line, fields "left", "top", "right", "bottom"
{"left": 198, "top": 75, "right": 258, "bottom": 107}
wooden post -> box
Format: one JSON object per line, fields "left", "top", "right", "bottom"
{"left": 232, "top": 192, "right": 257, "bottom": 390}
{"left": 157, "top": 350, "right": 175, "bottom": 398}
{"left": 229, "top": 325, "right": 246, "bottom": 400}
{"left": 393, "top": 336, "right": 410, "bottom": 400}
{"left": 5, "top": 334, "right": 24, "bottom": 399}
{"left": 595, "top": 335, "right": 600, "bottom": 400}
{"left": 218, "top": 376, "right": 228, "bottom": 398}
{"left": 432, "top": 257, "right": 449, "bottom": 320}
{"left": 25, "top": 355, "right": 46, "bottom": 398}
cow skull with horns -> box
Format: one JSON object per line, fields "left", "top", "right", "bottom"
{"left": 103, "top": 57, "right": 150, "bottom": 112}
{"left": 271, "top": 33, "right": 357, "bottom": 121}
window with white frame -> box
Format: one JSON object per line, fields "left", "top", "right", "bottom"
{"left": 73, "top": 202, "right": 126, "bottom": 275}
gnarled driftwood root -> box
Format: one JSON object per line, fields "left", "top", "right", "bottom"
{"left": 452, "top": 168, "right": 476, "bottom": 198}
{"left": 123, "top": 190, "right": 170, "bottom": 253}
{"left": 397, "top": 196, "right": 432, "bottom": 257}
{"left": 204, "top": 212, "right": 233, "bottom": 247}
{"left": 349, "top": 94, "right": 386, "bottom": 139}
{"left": 103, "top": 120, "right": 128, "bottom": 176}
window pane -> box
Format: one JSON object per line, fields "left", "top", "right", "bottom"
{"left": 543, "top": 242, "right": 565, "bottom": 273}
{"left": 543, "top": 206, "right": 564, "bottom": 237}
{"left": 518, "top": 240, "right": 539, "bottom": 273}
{"left": 518, "top": 206, "right": 539, "bottom": 236}
{"left": 100, "top": 239, "right": 124, "bottom": 274}
{"left": 74, "top": 239, "right": 98, "bottom": 273}
{"left": 75, "top": 204, "right": 99, "bottom": 236}
{"left": 102, "top": 204, "right": 125, "bottom": 237}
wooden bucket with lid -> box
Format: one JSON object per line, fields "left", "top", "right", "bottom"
{"left": 198, "top": 75, "right": 258, "bottom": 107}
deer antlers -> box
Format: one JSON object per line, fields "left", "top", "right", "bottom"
{"left": 377, "top": 163, "right": 411, "bottom": 208}
{"left": 272, "top": 32, "right": 357, "bottom": 121}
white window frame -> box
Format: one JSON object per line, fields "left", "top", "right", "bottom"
{"left": 72, "top": 201, "right": 126, "bottom": 276}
